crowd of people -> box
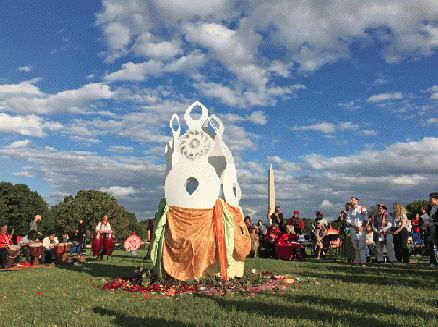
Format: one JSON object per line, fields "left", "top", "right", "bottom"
{"left": 245, "top": 192, "right": 438, "bottom": 267}
{"left": 2, "top": 192, "right": 438, "bottom": 269}
{"left": 0, "top": 213, "right": 113, "bottom": 269}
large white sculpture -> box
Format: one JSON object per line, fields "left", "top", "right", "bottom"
{"left": 164, "top": 101, "right": 242, "bottom": 208}
{"left": 152, "top": 101, "right": 250, "bottom": 281}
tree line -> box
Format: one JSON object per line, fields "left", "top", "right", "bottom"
{"left": 0, "top": 182, "right": 149, "bottom": 242}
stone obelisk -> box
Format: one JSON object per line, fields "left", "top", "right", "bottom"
{"left": 268, "top": 164, "right": 275, "bottom": 225}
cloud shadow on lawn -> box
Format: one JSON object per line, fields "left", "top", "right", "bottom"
{"left": 55, "top": 261, "right": 138, "bottom": 279}
{"left": 93, "top": 307, "right": 198, "bottom": 327}
{"left": 211, "top": 293, "right": 432, "bottom": 326}
{"left": 296, "top": 263, "right": 437, "bottom": 289}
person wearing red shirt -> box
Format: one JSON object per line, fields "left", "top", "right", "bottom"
{"left": 287, "top": 211, "right": 305, "bottom": 235}
{"left": 0, "top": 222, "right": 14, "bottom": 269}
{"left": 266, "top": 224, "right": 281, "bottom": 258}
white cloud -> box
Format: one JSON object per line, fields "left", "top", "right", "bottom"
{"left": 133, "top": 33, "right": 183, "bottom": 59}
{"left": 6, "top": 139, "right": 32, "bottom": 148}
{"left": 0, "top": 113, "right": 62, "bottom": 137}
{"left": 338, "top": 101, "right": 361, "bottom": 110}
{"left": 102, "top": 21, "right": 131, "bottom": 52}
{"left": 362, "top": 130, "right": 378, "bottom": 136}
{"left": 367, "top": 92, "right": 403, "bottom": 103}
{"left": 100, "top": 185, "right": 136, "bottom": 198}
{"left": 428, "top": 85, "right": 438, "bottom": 99}
{"left": 0, "top": 78, "right": 43, "bottom": 97}
{"left": 107, "top": 145, "right": 133, "bottom": 153}
{"left": 320, "top": 199, "right": 335, "bottom": 210}
{"left": 339, "top": 122, "right": 359, "bottom": 131}
{"left": 18, "top": 66, "right": 32, "bottom": 72}
{"left": 293, "top": 122, "right": 337, "bottom": 134}
{"left": 221, "top": 111, "right": 267, "bottom": 126}
{"left": 0, "top": 81, "right": 113, "bottom": 114}
{"left": 86, "top": 74, "right": 95, "bottom": 79}
{"left": 95, "top": 0, "right": 438, "bottom": 75}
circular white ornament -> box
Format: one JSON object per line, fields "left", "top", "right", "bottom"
{"left": 180, "top": 129, "right": 213, "bottom": 160}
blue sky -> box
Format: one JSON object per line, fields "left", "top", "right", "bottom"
{"left": 1, "top": 0, "right": 438, "bottom": 222}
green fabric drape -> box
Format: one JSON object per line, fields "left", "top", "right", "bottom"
{"left": 219, "top": 198, "right": 235, "bottom": 266}
{"left": 151, "top": 198, "right": 169, "bottom": 278}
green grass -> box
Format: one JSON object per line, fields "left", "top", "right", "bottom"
{"left": 1, "top": 249, "right": 437, "bottom": 327}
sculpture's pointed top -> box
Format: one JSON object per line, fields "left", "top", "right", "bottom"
{"left": 269, "top": 163, "right": 272, "bottom": 169}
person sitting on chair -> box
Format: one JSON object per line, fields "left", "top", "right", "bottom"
{"left": 18, "top": 230, "right": 40, "bottom": 263}
{"left": 0, "top": 222, "right": 15, "bottom": 269}
{"left": 43, "top": 231, "right": 59, "bottom": 263}
{"left": 266, "top": 224, "right": 281, "bottom": 258}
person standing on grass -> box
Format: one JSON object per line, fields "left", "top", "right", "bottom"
{"left": 287, "top": 211, "right": 304, "bottom": 235}
{"left": 268, "top": 206, "right": 285, "bottom": 233}
{"left": 145, "top": 217, "right": 156, "bottom": 260}
{"left": 420, "top": 205, "right": 436, "bottom": 267}
{"left": 76, "top": 219, "right": 87, "bottom": 254}
{"left": 244, "top": 216, "right": 252, "bottom": 232}
{"left": 339, "top": 203, "right": 356, "bottom": 263}
{"left": 372, "top": 203, "right": 395, "bottom": 265}
{"left": 257, "top": 220, "right": 267, "bottom": 247}
{"left": 391, "top": 203, "right": 409, "bottom": 263}
{"left": 95, "top": 214, "right": 112, "bottom": 260}
{"left": 346, "top": 197, "right": 368, "bottom": 266}
{"left": 429, "top": 193, "right": 438, "bottom": 265}
{"left": 30, "top": 214, "right": 42, "bottom": 236}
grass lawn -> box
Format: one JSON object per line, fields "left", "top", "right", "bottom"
{"left": 1, "top": 248, "right": 437, "bottom": 327}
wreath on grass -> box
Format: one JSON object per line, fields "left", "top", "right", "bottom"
{"left": 101, "top": 263, "right": 300, "bottom": 298}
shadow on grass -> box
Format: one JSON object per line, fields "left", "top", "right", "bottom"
{"left": 93, "top": 307, "right": 198, "bottom": 327}
{"left": 295, "top": 262, "right": 438, "bottom": 289}
{"left": 211, "top": 292, "right": 430, "bottom": 326}
{"left": 54, "top": 257, "right": 148, "bottom": 279}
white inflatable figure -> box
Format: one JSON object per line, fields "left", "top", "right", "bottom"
{"left": 164, "top": 101, "right": 220, "bottom": 208}
{"left": 164, "top": 101, "right": 241, "bottom": 208}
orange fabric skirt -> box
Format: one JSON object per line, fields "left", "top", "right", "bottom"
{"left": 163, "top": 206, "right": 217, "bottom": 281}
{"left": 162, "top": 202, "right": 251, "bottom": 281}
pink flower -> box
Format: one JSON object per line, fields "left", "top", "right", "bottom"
{"left": 37, "top": 292, "right": 42, "bottom": 296}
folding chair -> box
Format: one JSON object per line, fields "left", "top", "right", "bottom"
{"left": 321, "top": 233, "right": 342, "bottom": 261}
{"left": 301, "top": 233, "right": 314, "bottom": 257}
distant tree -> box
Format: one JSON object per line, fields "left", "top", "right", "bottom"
{"left": 405, "top": 199, "right": 430, "bottom": 220}
{"left": 367, "top": 206, "right": 379, "bottom": 220}
{"left": 301, "top": 217, "right": 314, "bottom": 233}
{"left": 0, "top": 182, "right": 52, "bottom": 236}
{"left": 50, "top": 190, "right": 146, "bottom": 242}
{"left": 0, "top": 198, "right": 7, "bottom": 221}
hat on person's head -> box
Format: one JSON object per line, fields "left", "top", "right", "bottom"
{"left": 430, "top": 192, "right": 438, "bottom": 200}
{"left": 316, "top": 211, "right": 323, "bottom": 217}
{"left": 0, "top": 222, "right": 6, "bottom": 228}
{"left": 294, "top": 211, "right": 299, "bottom": 214}
{"left": 376, "top": 202, "right": 387, "bottom": 210}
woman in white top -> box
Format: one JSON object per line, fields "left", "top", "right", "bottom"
{"left": 95, "top": 214, "right": 112, "bottom": 260}
{"left": 96, "top": 214, "right": 112, "bottom": 233}
{"left": 391, "top": 203, "right": 409, "bottom": 263}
